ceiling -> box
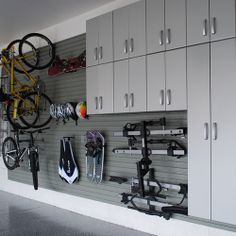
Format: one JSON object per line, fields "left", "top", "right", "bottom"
{"left": 0, "top": 0, "right": 115, "bottom": 46}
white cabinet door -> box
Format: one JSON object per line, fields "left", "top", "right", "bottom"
{"left": 129, "top": 56, "right": 146, "bottom": 112}
{"left": 86, "top": 66, "right": 99, "bottom": 114}
{"left": 187, "top": 0, "right": 209, "bottom": 45}
{"left": 147, "top": 53, "right": 165, "bottom": 111}
{"left": 98, "top": 63, "right": 113, "bottom": 114}
{"left": 187, "top": 44, "right": 211, "bottom": 220}
{"left": 98, "top": 12, "right": 113, "bottom": 64}
{"left": 211, "top": 39, "right": 236, "bottom": 225}
{"left": 210, "top": 0, "right": 235, "bottom": 42}
{"left": 113, "top": 6, "right": 129, "bottom": 61}
{"left": 114, "top": 60, "right": 129, "bottom": 113}
{"left": 146, "top": 0, "right": 165, "bottom": 54}
{"left": 166, "top": 48, "right": 187, "bottom": 111}
{"left": 86, "top": 17, "right": 99, "bottom": 67}
{"left": 165, "top": 0, "right": 186, "bottom": 50}
{"left": 128, "top": 0, "right": 146, "bottom": 58}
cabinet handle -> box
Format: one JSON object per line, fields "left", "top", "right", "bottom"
{"left": 159, "top": 90, "right": 164, "bottom": 105}
{"left": 204, "top": 122, "right": 209, "bottom": 140}
{"left": 124, "top": 40, "right": 128, "bottom": 54}
{"left": 203, "top": 19, "right": 208, "bottom": 36}
{"left": 99, "top": 46, "right": 103, "bottom": 60}
{"left": 159, "top": 30, "right": 164, "bottom": 45}
{"left": 129, "top": 38, "right": 134, "bottom": 53}
{"left": 213, "top": 122, "right": 217, "bottom": 140}
{"left": 166, "top": 89, "right": 171, "bottom": 105}
{"left": 211, "top": 17, "right": 216, "bottom": 35}
{"left": 130, "top": 93, "right": 134, "bottom": 107}
{"left": 95, "top": 97, "right": 98, "bottom": 110}
{"left": 94, "top": 47, "right": 98, "bottom": 60}
{"left": 124, "top": 93, "right": 128, "bottom": 108}
{"left": 99, "top": 96, "right": 103, "bottom": 110}
{"left": 166, "top": 29, "right": 171, "bottom": 44}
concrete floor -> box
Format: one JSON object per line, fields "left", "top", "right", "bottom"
{"left": 0, "top": 190, "right": 154, "bottom": 236}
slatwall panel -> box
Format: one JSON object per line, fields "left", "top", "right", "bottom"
{"left": 8, "top": 34, "right": 187, "bottom": 207}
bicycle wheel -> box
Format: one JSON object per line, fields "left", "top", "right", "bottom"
{"left": 19, "top": 92, "right": 52, "bottom": 128}
{"left": 29, "top": 151, "right": 39, "bottom": 190}
{"left": 2, "top": 137, "right": 18, "bottom": 170}
{"left": 7, "top": 39, "right": 38, "bottom": 74}
{"left": 19, "top": 33, "right": 55, "bottom": 70}
{"left": 6, "top": 97, "right": 39, "bottom": 129}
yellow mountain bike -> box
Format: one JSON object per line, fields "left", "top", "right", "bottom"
{"left": 0, "top": 33, "right": 55, "bottom": 129}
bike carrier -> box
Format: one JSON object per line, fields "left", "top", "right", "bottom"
{"left": 112, "top": 118, "right": 188, "bottom": 219}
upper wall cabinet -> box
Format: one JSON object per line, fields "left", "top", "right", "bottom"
{"left": 187, "top": 0, "right": 235, "bottom": 46}
{"left": 86, "top": 12, "right": 113, "bottom": 67}
{"left": 147, "top": 0, "right": 186, "bottom": 54}
{"left": 113, "top": 0, "right": 146, "bottom": 61}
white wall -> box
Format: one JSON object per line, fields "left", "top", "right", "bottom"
{"left": 1, "top": 0, "right": 236, "bottom": 235}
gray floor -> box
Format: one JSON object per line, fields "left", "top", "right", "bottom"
{"left": 0, "top": 190, "right": 154, "bottom": 236}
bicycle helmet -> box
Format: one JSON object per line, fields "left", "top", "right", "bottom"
{"left": 75, "top": 101, "right": 87, "bottom": 119}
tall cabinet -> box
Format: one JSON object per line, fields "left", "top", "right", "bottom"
{"left": 188, "top": 38, "right": 236, "bottom": 225}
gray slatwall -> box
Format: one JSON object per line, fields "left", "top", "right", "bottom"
{"left": 8, "top": 34, "right": 187, "bottom": 207}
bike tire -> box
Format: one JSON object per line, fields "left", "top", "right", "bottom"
{"left": 29, "top": 151, "right": 39, "bottom": 190}
{"left": 6, "top": 39, "right": 38, "bottom": 73}
{"left": 19, "top": 33, "right": 55, "bottom": 70}
{"left": 19, "top": 92, "right": 52, "bottom": 128}
{"left": 2, "top": 137, "right": 18, "bottom": 170}
{"left": 6, "top": 97, "right": 39, "bottom": 130}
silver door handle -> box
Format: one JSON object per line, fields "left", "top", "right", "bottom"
{"left": 130, "top": 93, "right": 134, "bottom": 107}
{"left": 203, "top": 19, "right": 208, "bottom": 36}
{"left": 94, "top": 47, "right": 98, "bottom": 60}
{"left": 129, "top": 38, "right": 134, "bottom": 53}
{"left": 124, "top": 93, "right": 128, "bottom": 108}
{"left": 166, "top": 89, "right": 171, "bottom": 105}
{"left": 159, "top": 90, "right": 164, "bottom": 105}
{"left": 159, "top": 30, "right": 164, "bottom": 45}
{"left": 99, "top": 96, "right": 103, "bottom": 110}
{"left": 213, "top": 122, "right": 217, "bottom": 140}
{"left": 204, "top": 122, "right": 209, "bottom": 140}
{"left": 95, "top": 97, "right": 98, "bottom": 110}
{"left": 166, "top": 29, "right": 171, "bottom": 44}
{"left": 211, "top": 17, "right": 216, "bottom": 35}
{"left": 99, "top": 46, "right": 103, "bottom": 60}
{"left": 124, "top": 40, "right": 128, "bottom": 53}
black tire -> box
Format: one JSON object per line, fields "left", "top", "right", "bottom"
{"left": 7, "top": 39, "right": 38, "bottom": 73}
{"left": 29, "top": 151, "right": 39, "bottom": 190}
{"left": 19, "top": 92, "right": 52, "bottom": 128}
{"left": 2, "top": 137, "right": 18, "bottom": 170}
{"left": 19, "top": 33, "right": 55, "bottom": 70}
{"left": 6, "top": 97, "right": 39, "bottom": 129}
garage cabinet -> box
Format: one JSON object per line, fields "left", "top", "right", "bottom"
{"left": 147, "top": 0, "right": 186, "bottom": 54}
{"left": 86, "top": 12, "right": 113, "bottom": 66}
{"left": 188, "top": 38, "right": 236, "bottom": 225}
{"left": 147, "top": 48, "right": 187, "bottom": 111}
{"left": 187, "top": 0, "right": 235, "bottom": 46}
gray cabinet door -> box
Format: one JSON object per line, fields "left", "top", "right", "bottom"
{"left": 166, "top": 48, "right": 187, "bottom": 111}
{"left": 187, "top": 44, "right": 211, "bottom": 220}
{"left": 98, "top": 12, "right": 113, "bottom": 64}
{"left": 146, "top": 0, "right": 165, "bottom": 54}
{"left": 210, "top": 0, "right": 235, "bottom": 41}
{"left": 129, "top": 56, "right": 146, "bottom": 112}
{"left": 211, "top": 39, "right": 236, "bottom": 225}
{"left": 165, "top": 0, "right": 186, "bottom": 50}
{"left": 113, "top": 5, "right": 129, "bottom": 61}
{"left": 147, "top": 53, "right": 165, "bottom": 111}
{"left": 98, "top": 63, "right": 113, "bottom": 114}
{"left": 86, "top": 66, "right": 99, "bottom": 114}
{"left": 128, "top": 0, "right": 146, "bottom": 58}
{"left": 187, "top": 0, "right": 209, "bottom": 46}
{"left": 114, "top": 60, "right": 129, "bottom": 113}
{"left": 86, "top": 17, "right": 99, "bottom": 67}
